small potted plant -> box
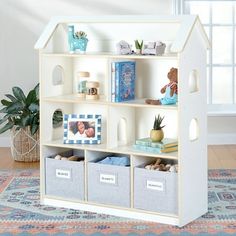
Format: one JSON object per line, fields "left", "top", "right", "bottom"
{"left": 150, "top": 115, "right": 165, "bottom": 142}
{"left": 134, "top": 40, "right": 143, "bottom": 54}
{"left": 68, "top": 25, "right": 89, "bottom": 53}
{"left": 0, "top": 84, "right": 40, "bottom": 162}
{"left": 75, "top": 31, "right": 88, "bottom": 53}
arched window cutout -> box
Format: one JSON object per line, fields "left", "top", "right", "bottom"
{"left": 189, "top": 118, "right": 199, "bottom": 141}
{"left": 52, "top": 109, "right": 63, "bottom": 128}
{"left": 189, "top": 70, "right": 199, "bottom": 93}
{"left": 52, "top": 65, "right": 64, "bottom": 86}
{"left": 117, "top": 117, "right": 127, "bottom": 145}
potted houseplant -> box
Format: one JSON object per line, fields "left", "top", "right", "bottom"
{"left": 150, "top": 115, "right": 165, "bottom": 142}
{"left": 68, "top": 25, "right": 89, "bottom": 53}
{"left": 75, "top": 31, "right": 88, "bottom": 53}
{"left": 134, "top": 40, "right": 143, "bottom": 54}
{"left": 0, "top": 84, "right": 40, "bottom": 162}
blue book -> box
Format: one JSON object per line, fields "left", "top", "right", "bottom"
{"left": 113, "top": 61, "right": 135, "bottom": 102}
{"left": 135, "top": 137, "right": 178, "bottom": 149}
{"left": 111, "top": 62, "right": 116, "bottom": 102}
{"left": 133, "top": 144, "right": 178, "bottom": 153}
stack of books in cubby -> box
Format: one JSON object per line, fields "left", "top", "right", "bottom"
{"left": 133, "top": 137, "right": 178, "bottom": 153}
{"left": 111, "top": 61, "right": 136, "bottom": 102}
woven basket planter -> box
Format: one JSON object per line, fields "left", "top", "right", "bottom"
{"left": 10, "top": 126, "right": 40, "bottom": 162}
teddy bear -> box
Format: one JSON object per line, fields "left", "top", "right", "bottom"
{"left": 145, "top": 67, "right": 178, "bottom": 105}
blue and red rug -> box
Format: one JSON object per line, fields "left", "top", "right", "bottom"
{"left": 0, "top": 169, "right": 236, "bottom": 235}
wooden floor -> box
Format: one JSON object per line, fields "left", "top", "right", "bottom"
{"left": 0, "top": 147, "right": 39, "bottom": 169}
{"left": 0, "top": 145, "right": 236, "bottom": 169}
{"left": 208, "top": 145, "right": 236, "bottom": 169}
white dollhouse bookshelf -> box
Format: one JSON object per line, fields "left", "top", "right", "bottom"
{"left": 35, "top": 15, "right": 210, "bottom": 227}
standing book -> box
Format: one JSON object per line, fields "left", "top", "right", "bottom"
{"left": 111, "top": 61, "right": 136, "bottom": 102}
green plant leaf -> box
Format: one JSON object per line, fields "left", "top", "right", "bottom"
{"left": 28, "top": 103, "right": 39, "bottom": 112}
{"left": 1, "top": 99, "right": 12, "bottom": 106}
{"left": 0, "top": 107, "right": 7, "bottom": 113}
{"left": 0, "top": 114, "right": 17, "bottom": 125}
{"left": 34, "top": 83, "right": 39, "bottom": 100}
{"left": 140, "top": 40, "right": 143, "bottom": 48}
{"left": 0, "top": 115, "right": 9, "bottom": 125}
{"left": 0, "top": 122, "right": 14, "bottom": 134}
{"left": 0, "top": 84, "right": 39, "bottom": 134}
{"left": 21, "top": 116, "right": 31, "bottom": 127}
{"left": 26, "top": 90, "right": 36, "bottom": 106}
{"left": 5, "top": 94, "right": 17, "bottom": 102}
{"left": 30, "top": 123, "right": 39, "bottom": 135}
{"left": 12, "top": 87, "right": 26, "bottom": 102}
{"left": 6, "top": 102, "right": 24, "bottom": 114}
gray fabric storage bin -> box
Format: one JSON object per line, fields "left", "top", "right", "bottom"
{"left": 134, "top": 166, "right": 178, "bottom": 214}
{"left": 45, "top": 150, "right": 84, "bottom": 200}
{"left": 88, "top": 162, "right": 130, "bottom": 207}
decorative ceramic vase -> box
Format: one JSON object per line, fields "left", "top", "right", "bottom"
{"left": 136, "top": 49, "right": 141, "bottom": 54}
{"left": 77, "top": 38, "right": 88, "bottom": 53}
{"left": 150, "top": 129, "right": 164, "bottom": 142}
{"left": 68, "top": 25, "right": 88, "bottom": 53}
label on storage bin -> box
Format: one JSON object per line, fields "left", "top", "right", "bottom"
{"left": 56, "top": 169, "right": 71, "bottom": 179}
{"left": 146, "top": 180, "right": 164, "bottom": 191}
{"left": 100, "top": 173, "right": 116, "bottom": 184}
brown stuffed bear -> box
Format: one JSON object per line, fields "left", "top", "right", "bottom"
{"left": 145, "top": 67, "right": 178, "bottom": 105}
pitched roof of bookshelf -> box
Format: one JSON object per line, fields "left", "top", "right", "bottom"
{"left": 35, "top": 15, "right": 210, "bottom": 52}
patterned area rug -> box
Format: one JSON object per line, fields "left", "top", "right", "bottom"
{"left": 0, "top": 169, "right": 236, "bottom": 235}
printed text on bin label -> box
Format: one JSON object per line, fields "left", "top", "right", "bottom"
{"left": 147, "top": 180, "right": 164, "bottom": 191}
{"left": 100, "top": 174, "right": 116, "bottom": 184}
{"left": 56, "top": 169, "right": 71, "bottom": 179}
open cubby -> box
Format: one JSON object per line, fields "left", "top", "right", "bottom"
{"left": 36, "top": 15, "right": 209, "bottom": 226}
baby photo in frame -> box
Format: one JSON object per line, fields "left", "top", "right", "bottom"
{"left": 63, "top": 114, "right": 101, "bottom": 144}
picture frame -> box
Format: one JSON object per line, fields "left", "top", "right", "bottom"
{"left": 63, "top": 114, "right": 101, "bottom": 144}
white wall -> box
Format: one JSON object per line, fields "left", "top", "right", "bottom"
{"left": 0, "top": 0, "right": 172, "bottom": 146}
{"left": 208, "top": 116, "right": 236, "bottom": 145}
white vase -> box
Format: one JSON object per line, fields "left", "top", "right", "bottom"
{"left": 136, "top": 49, "right": 141, "bottom": 54}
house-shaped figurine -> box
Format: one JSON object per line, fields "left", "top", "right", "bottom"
{"left": 35, "top": 15, "right": 210, "bottom": 227}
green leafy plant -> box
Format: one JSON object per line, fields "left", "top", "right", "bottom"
{"left": 134, "top": 40, "right": 143, "bottom": 50}
{"left": 53, "top": 110, "right": 63, "bottom": 128}
{"left": 153, "top": 115, "right": 165, "bottom": 130}
{"left": 75, "top": 31, "right": 87, "bottom": 39}
{"left": 0, "top": 84, "right": 39, "bottom": 135}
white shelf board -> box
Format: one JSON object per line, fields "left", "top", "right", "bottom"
{"left": 41, "top": 52, "right": 178, "bottom": 60}
{"left": 42, "top": 139, "right": 178, "bottom": 160}
{"left": 208, "top": 110, "right": 236, "bottom": 117}
{"left": 42, "top": 196, "right": 179, "bottom": 225}
{"left": 42, "top": 94, "right": 178, "bottom": 110}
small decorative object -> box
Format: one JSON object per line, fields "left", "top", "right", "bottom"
{"left": 68, "top": 25, "right": 88, "bottom": 53}
{"left": 150, "top": 115, "right": 165, "bottom": 142}
{"left": 63, "top": 114, "right": 101, "bottom": 144}
{"left": 0, "top": 84, "right": 40, "bottom": 162}
{"left": 76, "top": 71, "right": 90, "bottom": 98}
{"left": 86, "top": 81, "right": 99, "bottom": 100}
{"left": 144, "top": 159, "right": 178, "bottom": 173}
{"left": 54, "top": 154, "right": 84, "bottom": 162}
{"left": 116, "top": 40, "right": 132, "bottom": 55}
{"left": 142, "top": 41, "right": 166, "bottom": 55}
{"left": 134, "top": 40, "right": 143, "bottom": 54}
{"left": 146, "top": 67, "right": 178, "bottom": 105}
